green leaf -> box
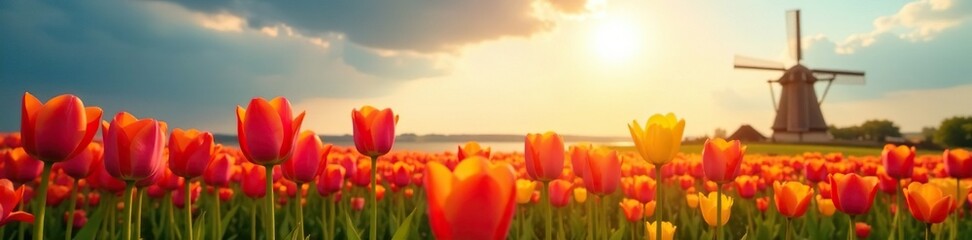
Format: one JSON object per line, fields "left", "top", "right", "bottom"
{"left": 73, "top": 204, "right": 107, "bottom": 240}
{"left": 194, "top": 212, "right": 207, "bottom": 240}
{"left": 220, "top": 202, "right": 242, "bottom": 236}
{"left": 392, "top": 207, "right": 419, "bottom": 240}
{"left": 609, "top": 223, "right": 626, "bottom": 240}
{"left": 344, "top": 208, "right": 361, "bottom": 240}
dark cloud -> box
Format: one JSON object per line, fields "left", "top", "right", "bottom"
{"left": 159, "top": 0, "right": 594, "bottom": 53}
{"left": 0, "top": 0, "right": 437, "bottom": 132}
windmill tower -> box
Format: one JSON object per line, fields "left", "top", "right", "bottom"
{"left": 734, "top": 10, "right": 866, "bottom": 143}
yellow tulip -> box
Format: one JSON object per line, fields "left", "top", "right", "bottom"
{"left": 628, "top": 113, "right": 685, "bottom": 165}
{"left": 686, "top": 193, "right": 699, "bottom": 209}
{"left": 515, "top": 179, "right": 537, "bottom": 204}
{"left": 646, "top": 221, "right": 676, "bottom": 240}
{"left": 816, "top": 196, "right": 836, "bottom": 217}
{"left": 699, "top": 192, "right": 733, "bottom": 227}
{"left": 573, "top": 187, "right": 588, "bottom": 204}
{"left": 928, "top": 178, "right": 971, "bottom": 212}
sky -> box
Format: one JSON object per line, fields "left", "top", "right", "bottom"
{"left": 1, "top": 0, "right": 970, "bottom": 138}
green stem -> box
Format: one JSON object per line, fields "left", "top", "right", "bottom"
{"left": 18, "top": 200, "right": 25, "bottom": 240}
{"left": 898, "top": 184, "right": 905, "bottom": 240}
{"left": 848, "top": 215, "right": 855, "bottom": 240}
{"left": 184, "top": 180, "right": 194, "bottom": 240}
{"left": 123, "top": 182, "right": 135, "bottom": 240}
{"left": 785, "top": 218, "right": 791, "bottom": 240}
{"left": 370, "top": 156, "right": 379, "bottom": 240}
{"left": 251, "top": 200, "right": 257, "bottom": 240}
{"left": 265, "top": 165, "right": 276, "bottom": 240}
{"left": 167, "top": 193, "right": 181, "bottom": 240}
{"left": 543, "top": 181, "right": 553, "bottom": 240}
{"left": 656, "top": 165, "right": 663, "bottom": 240}
{"left": 716, "top": 185, "right": 722, "bottom": 240}
{"left": 135, "top": 188, "right": 144, "bottom": 240}
{"left": 214, "top": 188, "right": 222, "bottom": 240}
{"left": 587, "top": 198, "right": 594, "bottom": 240}
{"left": 33, "top": 164, "right": 53, "bottom": 240}
{"left": 926, "top": 223, "right": 931, "bottom": 240}
{"left": 296, "top": 183, "right": 305, "bottom": 239}
{"left": 65, "top": 178, "right": 80, "bottom": 240}
{"left": 954, "top": 178, "right": 961, "bottom": 239}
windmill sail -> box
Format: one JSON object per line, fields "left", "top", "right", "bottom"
{"left": 786, "top": 10, "right": 802, "bottom": 62}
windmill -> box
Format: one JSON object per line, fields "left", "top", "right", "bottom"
{"left": 734, "top": 10, "right": 866, "bottom": 143}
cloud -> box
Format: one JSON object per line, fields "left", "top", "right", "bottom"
{"left": 160, "top": 0, "right": 594, "bottom": 53}
{"left": 836, "top": 0, "right": 972, "bottom": 53}
{"left": 0, "top": 0, "right": 445, "bottom": 132}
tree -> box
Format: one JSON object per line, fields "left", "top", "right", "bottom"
{"left": 859, "top": 119, "right": 902, "bottom": 142}
{"left": 934, "top": 116, "right": 972, "bottom": 148}
{"left": 829, "top": 125, "right": 863, "bottom": 140}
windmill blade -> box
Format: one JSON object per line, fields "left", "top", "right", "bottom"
{"left": 786, "top": 10, "right": 802, "bottom": 62}
{"left": 812, "top": 69, "right": 866, "bottom": 85}
{"left": 734, "top": 55, "right": 786, "bottom": 71}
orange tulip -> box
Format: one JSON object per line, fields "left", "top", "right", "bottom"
{"left": 2, "top": 148, "right": 43, "bottom": 185}
{"left": 524, "top": 132, "right": 565, "bottom": 182}
{"left": 55, "top": 142, "right": 103, "bottom": 179}
{"left": 903, "top": 182, "right": 953, "bottom": 224}
{"left": 701, "top": 138, "right": 746, "bottom": 184}
{"left": 830, "top": 173, "right": 879, "bottom": 215}
{"left": 102, "top": 112, "right": 167, "bottom": 182}
{"left": 351, "top": 106, "right": 397, "bottom": 158}
{"left": 458, "top": 141, "right": 491, "bottom": 160}
{"left": 620, "top": 198, "right": 644, "bottom": 223}
{"left": 237, "top": 97, "right": 305, "bottom": 165}
{"left": 20, "top": 92, "right": 102, "bottom": 163}
{"left": 644, "top": 200, "right": 657, "bottom": 218}
{"left": 570, "top": 144, "right": 621, "bottom": 196}
{"left": 425, "top": 156, "right": 516, "bottom": 240}
{"left": 281, "top": 131, "right": 332, "bottom": 184}
{"left": 0, "top": 179, "right": 34, "bottom": 226}
{"left": 881, "top": 144, "right": 915, "bottom": 179}
{"left": 773, "top": 181, "right": 813, "bottom": 218}
{"left": 168, "top": 129, "right": 214, "bottom": 179}
{"left": 944, "top": 149, "right": 972, "bottom": 179}
{"left": 316, "top": 164, "right": 345, "bottom": 196}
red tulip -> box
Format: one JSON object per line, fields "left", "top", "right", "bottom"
{"left": 701, "top": 138, "right": 746, "bottom": 184}
{"left": 391, "top": 161, "right": 413, "bottom": 187}
{"left": 830, "top": 173, "right": 879, "bottom": 215}
{"left": 628, "top": 176, "right": 657, "bottom": 204}
{"left": 548, "top": 179, "right": 573, "bottom": 208}
{"left": 0, "top": 179, "right": 34, "bottom": 226}
{"left": 102, "top": 112, "right": 167, "bottom": 182}
{"left": 20, "top": 92, "right": 102, "bottom": 163}
{"left": 804, "top": 160, "right": 828, "bottom": 183}
{"left": 458, "top": 141, "right": 491, "bottom": 160}
{"left": 173, "top": 182, "right": 201, "bottom": 209}
{"left": 734, "top": 175, "right": 758, "bottom": 199}
{"left": 525, "top": 132, "right": 565, "bottom": 182}
{"left": 944, "top": 148, "right": 972, "bottom": 179}
{"left": 55, "top": 142, "right": 103, "bottom": 179}
{"left": 620, "top": 198, "right": 644, "bottom": 223}
{"left": 316, "top": 164, "right": 345, "bottom": 196}
{"left": 236, "top": 97, "right": 305, "bottom": 165}
{"left": 241, "top": 163, "right": 267, "bottom": 199}
{"left": 218, "top": 188, "right": 234, "bottom": 202}
{"left": 204, "top": 153, "right": 235, "bottom": 187}
{"left": 855, "top": 222, "right": 871, "bottom": 238}
{"left": 881, "top": 144, "right": 915, "bottom": 179}
{"left": 756, "top": 197, "right": 769, "bottom": 213}
{"left": 352, "top": 106, "right": 397, "bottom": 157}
{"left": 2, "top": 148, "right": 43, "bottom": 185}
{"left": 425, "top": 156, "right": 516, "bottom": 240}
{"left": 350, "top": 197, "right": 365, "bottom": 211}
{"left": 168, "top": 129, "right": 215, "bottom": 179}
{"left": 281, "top": 131, "right": 331, "bottom": 183}
{"left": 64, "top": 210, "right": 87, "bottom": 229}
{"left": 571, "top": 144, "right": 621, "bottom": 196}
{"left": 46, "top": 184, "right": 71, "bottom": 206}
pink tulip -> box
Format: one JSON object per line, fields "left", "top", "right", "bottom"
{"left": 281, "top": 131, "right": 332, "bottom": 183}
{"left": 102, "top": 112, "right": 167, "bottom": 182}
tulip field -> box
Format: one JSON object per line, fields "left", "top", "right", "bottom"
{"left": 3, "top": 93, "right": 972, "bottom": 240}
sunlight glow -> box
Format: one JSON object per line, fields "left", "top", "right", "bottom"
{"left": 591, "top": 18, "right": 643, "bottom": 62}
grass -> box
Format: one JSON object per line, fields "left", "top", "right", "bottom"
{"left": 613, "top": 143, "right": 941, "bottom": 156}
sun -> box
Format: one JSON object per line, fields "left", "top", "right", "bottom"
{"left": 591, "top": 18, "right": 643, "bottom": 62}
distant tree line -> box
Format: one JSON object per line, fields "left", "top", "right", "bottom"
{"left": 829, "top": 116, "right": 972, "bottom": 148}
